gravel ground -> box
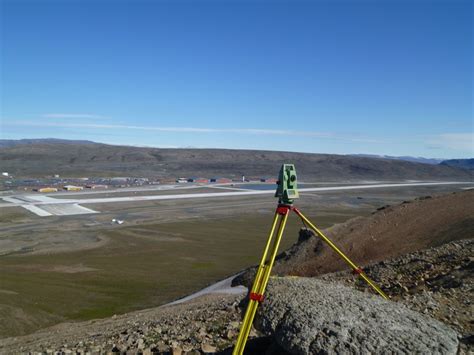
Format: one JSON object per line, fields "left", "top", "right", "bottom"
{"left": 0, "top": 294, "right": 251, "bottom": 354}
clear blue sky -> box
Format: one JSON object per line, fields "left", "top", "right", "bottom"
{"left": 1, "top": 0, "right": 472, "bottom": 158}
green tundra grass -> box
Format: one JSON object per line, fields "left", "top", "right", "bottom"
{"left": 0, "top": 208, "right": 363, "bottom": 338}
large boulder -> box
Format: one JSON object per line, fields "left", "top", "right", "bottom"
{"left": 255, "top": 277, "right": 459, "bottom": 354}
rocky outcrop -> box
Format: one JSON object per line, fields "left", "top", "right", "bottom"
{"left": 256, "top": 277, "right": 459, "bottom": 354}
{"left": 320, "top": 239, "right": 474, "bottom": 340}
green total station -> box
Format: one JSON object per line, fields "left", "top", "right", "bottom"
{"left": 274, "top": 164, "right": 299, "bottom": 204}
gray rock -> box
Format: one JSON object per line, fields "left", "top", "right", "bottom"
{"left": 201, "top": 342, "right": 216, "bottom": 353}
{"left": 256, "top": 277, "right": 459, "bottom": 354}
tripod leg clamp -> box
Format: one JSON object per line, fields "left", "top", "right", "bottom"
{"left": 276, "top": 206, "right": 290, "bottom": 215}
{"left": 249, "top": 292, "right": 265, "bottom": 303}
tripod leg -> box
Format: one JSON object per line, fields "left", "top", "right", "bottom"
{"left": 292, "top": 207, "right": 388, "bottom": 300}
{"left": 233, "top": 206, "right": 290, "bottom": 355}
{"left": 256, "top": 210, "right": 289, "bottom": 300}
{"left": 234, "top": 211, "right": 279, "bottom": 354}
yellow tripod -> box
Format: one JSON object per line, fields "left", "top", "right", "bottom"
{"left": 233, "top": 165, "right": 388, "bottom": 355}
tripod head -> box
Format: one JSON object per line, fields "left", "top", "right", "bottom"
{"left": 275, "top": 164, "right": 299, "bottom": 204}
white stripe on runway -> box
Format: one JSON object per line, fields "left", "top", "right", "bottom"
{"left": 20, "top": 204, "right": 53, "bottom": 217}
{"left": 39, "top": 203, "right": 98, "bottom": 216}
{"left": 2, "top": 197, "right": 27, "bottom": 204}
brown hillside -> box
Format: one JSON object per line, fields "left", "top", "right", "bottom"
{"left": 268, "top": 190, "right": 474, "bottom": 278}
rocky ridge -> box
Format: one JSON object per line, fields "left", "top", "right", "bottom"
{"left": 233, "top": 191, "right": 474, "bottom": 288}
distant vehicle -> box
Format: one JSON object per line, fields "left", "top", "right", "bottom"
{"left": 176, "top": 178, "right": 188, "bottom": 184}
{"left": 112, "top": 219, "right": 124, "bottom": 225}
{"left": 260, "top": 177, "right": 278, "bottom": 183}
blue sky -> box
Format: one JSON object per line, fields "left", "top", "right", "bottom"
{"left": 1, "top": 0, "right": 472, "bottom": 158}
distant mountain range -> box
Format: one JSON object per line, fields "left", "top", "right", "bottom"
{"left": 0, "top": 139, "right": 472, "bottom": 181}
{"left": 0, "top": 138, "right": 96, "bottom": 148}
{"left": 351, "top": 154, "right": 473, "bottom": 171}
{"left": 440, "top": 159, "right": 474, "bottom": 171}
{"left": 350, "top": 154, "right": 444, "bottom": 165}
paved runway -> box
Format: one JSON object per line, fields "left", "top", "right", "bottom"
{"left": 1, "top": 181, "right": 472, "bottom": 217}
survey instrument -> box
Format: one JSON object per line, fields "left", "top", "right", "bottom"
{"left": 233, "top": 164, "right": 388, "bottom": 355}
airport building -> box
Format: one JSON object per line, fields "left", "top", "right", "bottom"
{"left": 34, "top": 187, "right": 58, "bottom": 193}
{"left": 63, "top": 185, "right": 83, "bottom": 191}
{"left": 187, "top": 177, "right": 209, "bottom": 183}
{"left": 210, "top": 177, "right": 232, "bottom": 183}
{"left": 86, "top": 184, "right": 108, "bottom": 189}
